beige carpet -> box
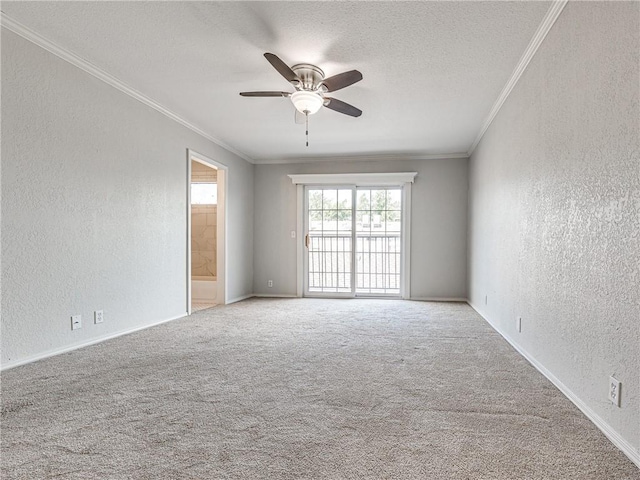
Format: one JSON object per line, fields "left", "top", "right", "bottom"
{"left": 2, "top": 299, "right": 638, "bottom": 479}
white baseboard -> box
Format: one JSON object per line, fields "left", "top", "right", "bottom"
{"left": 250, "top": 295, "right": 467, "bottom": 301}
{"left": 410, "top": 297, "right": 468, "bottom": 302}
{"left": 467, "top": 301, "right": 640, "bottom": 469}
{"left": 253, "top": 294, "right": 298, "bottom": 298}
{"left": 1, "top": 312, "right": 188, "bottom": 371}
{"left": 226, "top": 294, "right": 254, "bottom": 305}
{"left": 228, "top": 293, "right": 298, "bottom": 302}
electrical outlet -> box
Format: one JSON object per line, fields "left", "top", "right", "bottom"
{"left": 94, "top": 310, "right": 104, "bottom": 324}
{"left": 485, "top": 295, "right": 488, "bottom": 305}
{"left": 267, "top": 280, "right": 273, "bottom": 288}
{"left": 290, "top": 230, "right": 296, "bottom": 238}
{"left": 71, "top": 315, "right": 82, "bottom": 330}
{"left": 609, "top": 376, "right": 621, "bottom": 407}
{"left": 517, "top": 317, "right": 522, "bottom": 333}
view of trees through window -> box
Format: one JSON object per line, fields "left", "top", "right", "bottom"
{"left": 307, "top": 188, "right": 401, "bottom": 231}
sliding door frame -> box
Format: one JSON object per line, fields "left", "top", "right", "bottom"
{"left": 290, "top": 172, "right": 417, "bottom": 300}
{"left": 303, "top": 185, "right": 357, "bottom": 298}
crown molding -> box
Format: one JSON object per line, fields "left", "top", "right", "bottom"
{"left": 467, "top": 0, "right": 568, "bottom": 156}
{"left": 2, "top": 4, "right": 566, "bottom": 165}
{"left": 0, "top": 13, "right": 255, "bottom": 164}
{"left": 253, "top": 152, "right": 469, "bottom": 165}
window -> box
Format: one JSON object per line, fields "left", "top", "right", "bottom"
{"left": 191, "top": 183, "right": 217, "bottom": 205}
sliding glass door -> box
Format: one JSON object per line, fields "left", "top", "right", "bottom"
{"left": 304, "top": 186, "right": 402, "bottom": 297}
{"left": 355, "top": 188, "right": 402, "bottom": 296}
{"left": 305, "top": 187, "right": 355, "bottom": 296}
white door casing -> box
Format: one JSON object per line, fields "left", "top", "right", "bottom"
{"left": 290, "top": 172, "right": 417, "bottom": 299}
{"left": 187, "top": 149, "right": 228, "bottom": 312}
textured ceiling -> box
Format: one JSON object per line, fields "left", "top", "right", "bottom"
{"left": 2, "top": 1, "right": 552, "bottom": 163}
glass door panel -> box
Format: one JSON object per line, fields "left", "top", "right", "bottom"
{"left": 305, "top": 187, "right": 354, "bottom": 295}
{"left": 356, "top": 188, "right": 402, "bottom": 296}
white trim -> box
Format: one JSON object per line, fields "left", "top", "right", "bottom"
{"left": 187, "top": 156, "right": 192, "bottom": 315}
{"left": 187, "top": 150, "right": 228, "bottom": 309}
{"left": 289, "top": 172, "right": 417, "bottom": 186}
{"left": 0, "top": 13, "right": 254, "bottom": 164}
{"left": 216, "top": 168, "right": 227, "bottom": 305}
{"left": 256, "top": 153, "right": 468, "bottom": 165}
{"left": 350, "top": 187, "right": 358, "bottom": 296}
{"left": 0, "top": 313, "right": 187, "bottom": 371}
{"left": 296, "top": 185, "right": 304, "bottom": 298}
{"left": 253, "top": 294, "right": 298, "bottom": 298}
{"left": 410, "top": 297, "right": 468, "bottom": 302}
{"left": 467, "top": 0, "right": 568, "bottom": 156}
{"left": 355, "top": 294, "right": 401, "bottom": 299}
{"left": 468, "top": 301, "right": 640, "bottom": 469}
{"left": 304, "top": 293, "right": 356, "bottom": 299}
{"left": 402, "top": 183, "right": 412, "bottom": 299}
{"left": 226, "top": 294, "right": 254, "bottom": 304}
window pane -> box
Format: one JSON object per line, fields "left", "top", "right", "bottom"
{"left": 387, "top": 189, "right": 401, "bottom": 210}
{"left": 309, "top": 190, "right": 323, "bottom": 210}
{"left": 373, "top": 190, "right": 387, "bottom": 211}
{"left": 192, "top": 183, "right": 217, "bottom": 205}
{"left": 357, "top": 190, "right": 371, "bottom": 211}
{"left": 338, "top": 189, "right": 352, "bottom": 210}
{"left": 323, "top": 189, "right": 338, "bottom": 210}
{"left": 323, "top": 210, "right": 338, "bottom": 232}
{"left": 309, "top": 210, "right": 323, "bottom": 231}
{"left": 387, "top": 213, "right": 402, "bottom": 232}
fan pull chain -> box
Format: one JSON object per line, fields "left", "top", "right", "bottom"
{"left": 305, "top": 111, "right": 309, "bottom": 147}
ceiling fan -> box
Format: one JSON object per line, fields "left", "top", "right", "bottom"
{"left": 240, "top": 53, "right": 363, "bottom": 138}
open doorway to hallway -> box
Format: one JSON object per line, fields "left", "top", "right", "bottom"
{"left": 187, "top": 150, "right": 227, "bottom": 313}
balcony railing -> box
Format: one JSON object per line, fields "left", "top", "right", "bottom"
{"left": 307, "top": 231, "right": 401, "bottom": 294}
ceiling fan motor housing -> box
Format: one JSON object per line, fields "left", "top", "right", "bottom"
{"left": 291, "top": 64, "right": 325, "bottom": 91}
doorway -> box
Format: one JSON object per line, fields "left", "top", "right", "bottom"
{"left": 303, "top": 185, "right": 403, "bottom": 298}
{"left": 187, "top": 150, "right": 227, "bottom": 313}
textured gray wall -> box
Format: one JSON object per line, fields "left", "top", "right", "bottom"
{"left": 1, "top": 30, "right": 254, "bottom": 366}
{"left": 253, "top": 158, "right": 468, "bottom": 298}
{"left": 468, "top": 2, "right": 639, "bottom": 454}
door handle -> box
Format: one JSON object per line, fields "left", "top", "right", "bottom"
{"left": 305, "top": 233, "right": 310, "bottom": 249}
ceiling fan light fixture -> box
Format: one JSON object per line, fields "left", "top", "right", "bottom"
{"left": 291, "top": 91, "right": 323, "bottom": 115}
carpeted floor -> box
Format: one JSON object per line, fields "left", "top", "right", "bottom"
{"left": 2, "top": 298, "right": 638, "bottom": 479}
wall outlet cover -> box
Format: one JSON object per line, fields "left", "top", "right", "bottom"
{"left": 517, "top": 317, "right": 522, "bottom": 333}
{"left": 71, "top": 315, "right": 82, "bottom": 330}
{"left": 608, "top": 376, "right": 621, "bottom": 407}
{"left": 94, "top": 310, "right": 104, "bottom": 324}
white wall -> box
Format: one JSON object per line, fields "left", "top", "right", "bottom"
{"left": 468, "top": 2, "right": 639, "bottom": 458}
{"left": 253, "top": 158, "right": 468, "bottom": 298}
{"left": 1, "top": 30, "right": 254, "bottom": 367}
